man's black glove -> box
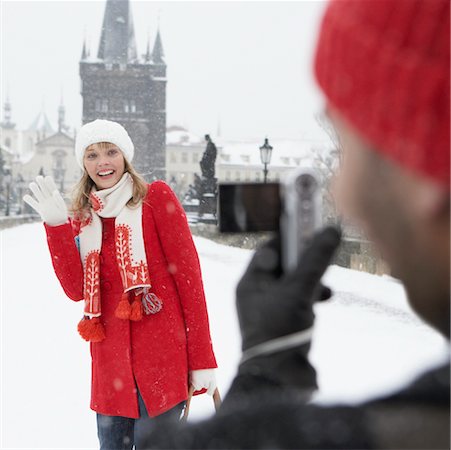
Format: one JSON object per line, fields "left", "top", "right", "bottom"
{"left": 218, "top": 227, "right": 341, "bottom": 410}
{"left": 231, "top": 226, "right": 341, "bottom": 394}
{"left": 236, "top": 226, "right": 341, "bottom": 352}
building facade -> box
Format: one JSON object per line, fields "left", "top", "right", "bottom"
{"left": 24, "top": 132, "right": 80, "bottom": 192}
{"left": 79, "top": 0, "right": 167, "bottom": 181}
{"left": 0, "top": 97, "right": 80, "bottom": 196}
{"left": 165, "top": 127, "right": 331, "bottom": 197}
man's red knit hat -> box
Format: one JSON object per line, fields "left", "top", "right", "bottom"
{"left": 314, "top": 0, "right": 450, "bottom": 187}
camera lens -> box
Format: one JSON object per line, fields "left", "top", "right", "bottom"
{"left": 296, "top": 174, "right": 316, "bottom": 196}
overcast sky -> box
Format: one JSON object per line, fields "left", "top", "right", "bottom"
{"left": 1, "top": 0, "right": 328, "bottom": 141}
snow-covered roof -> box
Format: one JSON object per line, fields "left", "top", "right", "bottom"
{"left": 36, "top": 130, "right": 74, "bottom": 147}
{"left": 217, "top": 138, "right": 331, "bottom": 168}
{"left": 28, "top": 111, "right": 54, "bottom": 134}
{"left": 166, "top": 127, "right": 204, "bottom": 146}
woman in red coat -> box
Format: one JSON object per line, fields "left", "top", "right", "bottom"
{"left": 24, "top": 119, "right": 218, "bottom": 449}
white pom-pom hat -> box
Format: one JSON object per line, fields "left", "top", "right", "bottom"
{"left": 75, "top": 119, "right": 134, "bottom": 169}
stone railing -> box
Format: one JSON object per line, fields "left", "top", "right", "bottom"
{"left": 190, "top": 223, "right": 390, "bottom": 275}
{"left": 1, "top": 217, "right": 388, "bottom": 275}
{"left": 0, "top": 214, "right": 40, "bottom": 231}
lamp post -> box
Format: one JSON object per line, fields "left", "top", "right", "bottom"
{"left": 16, "top": 173, "right": 25, "bottom": 215}
{"left": 4, "top": 166, "right": 12, "bottom": 216}
{"left": 259, "top": 138, "right": 273, "bottom": 183}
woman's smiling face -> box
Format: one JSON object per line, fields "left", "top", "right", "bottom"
{"left": 84, "top": 142, "right": 126, "bottom": 190}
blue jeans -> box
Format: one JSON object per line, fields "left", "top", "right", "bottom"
{"left": 97, "top": 391, "right": 185, "bottom": 450}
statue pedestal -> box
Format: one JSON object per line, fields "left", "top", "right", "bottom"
{"left": 198, "top": 177, "right": 217, "bottom": 223}
{"left": 198, "top": 193, "right": 216, "bottom": 223}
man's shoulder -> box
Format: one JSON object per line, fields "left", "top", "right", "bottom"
{"left": 376, "top": 363, "right": 450, "bottom": 405}
{"left": 361, "top": 363, "right": 450, "bottom": 449}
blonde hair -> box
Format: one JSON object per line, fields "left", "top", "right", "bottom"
{"left": 70, "top": 142, "right": 148, "bottom": 220}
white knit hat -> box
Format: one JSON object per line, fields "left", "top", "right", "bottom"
{"left": 75, "top": 119, "right": 134, "bottom": 169}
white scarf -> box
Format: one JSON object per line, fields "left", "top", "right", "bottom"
{"left": 77, "top": 174, "right": 161, "bottom": 342}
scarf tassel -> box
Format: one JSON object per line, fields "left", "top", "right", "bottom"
{"left": 77, "top": 317, "right": 106, "bottom": 342}
{"left": 130, "top": 297, "right": 143, "bottom": 321}
{"left": 115, "top": 292, "right": 143, "bottom": 321}
{"left": 115, "top": 292, "right": 132, "bottom": 319}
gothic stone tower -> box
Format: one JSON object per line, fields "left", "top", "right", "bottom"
{"left": 79, "top": 0, "right": 166, "bottom": 180}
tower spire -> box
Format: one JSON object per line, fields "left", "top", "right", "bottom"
{"left": 152, "top": 27, "right": 165, "bottom": 64}
{"left": 1, "top": 85, "right": 15, "bottom": 129}
{"left": 81, "top": 33, "right": 88, "bottom": 60}
{"left": 58, "top": 86, "right": 67, "bottom": 133}
{"left": 97, "top": 0, "right": 137, "bottom": 63}
{"left": 145, "top": 29, "right": 151, "bottom": 62}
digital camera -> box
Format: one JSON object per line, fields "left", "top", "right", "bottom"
{"left": 218, "top": 168, "right": 322, "bottom": 272}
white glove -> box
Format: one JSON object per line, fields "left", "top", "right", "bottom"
{"left": 189, "top": 369, "right": 217, "bottom": 396}
{"left": 23, "top": 176, "right": 68, "bottom": 226}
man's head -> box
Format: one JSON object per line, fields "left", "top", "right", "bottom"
{"left": 314, "top": 0, "right": 450, "bottom": 336}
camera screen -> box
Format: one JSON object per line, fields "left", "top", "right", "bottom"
{"left": 218, "top": 183, "right": 281, "bottom": 232}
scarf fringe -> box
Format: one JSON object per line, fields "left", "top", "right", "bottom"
{"left": 143, "top": 292, "right": 163, "bottom": 315}
{"left": 79, "top": 290, "right": 162, "bottom": 343}
{"left": 78, "top": 317, "right": 106, "bottom": 342}
{"left": 130, "top": 298, "right": 143, "bottom": 321}
{"left": 115, "top": 292, "right": 132, "bottom": 319}
{"left": 115, "top": 291, "right": 144, "bottom": 321}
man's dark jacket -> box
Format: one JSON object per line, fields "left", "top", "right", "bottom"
{"left": 141, "top": 360, "right": 450, "bottom": 449}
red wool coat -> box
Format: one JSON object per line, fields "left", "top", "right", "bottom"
{"left": 45, "top": 181, "right": 217, "bottom": 418}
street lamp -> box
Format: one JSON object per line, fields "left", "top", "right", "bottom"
{"left": 259, "top": 137, "right": 273, "bottom": 183}
{"left": 4, "top": 166, "right": 12, "bottom": 216}
{"left": 16, "top": 173, "right": 25, "bottom": 215}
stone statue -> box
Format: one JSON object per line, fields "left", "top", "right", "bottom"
{"left": 200, "top": 134, "right": 217, "bottom": 180}
{"left": 182, "top": 135, "right": 218, "bottom": 223}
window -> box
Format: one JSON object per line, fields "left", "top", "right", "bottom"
{"left": 221, "top": 154, "right": 230, "bottom": 162}
{"left": 281, "top": 157, "right": 290, "bottom": 165}
{"left": 255, "top": 172, "right": 261, "bottom": 181}
{"left": 241, "top": 155, "right": 250, "bottom": 163}
{"left": 192, "top": 153, "right": 198, "bottom": 163}
{"left": 236, "top": 171, "right": 241, "bottom": 181}
{"left": 123, "top": 100, "right": 137, "bottom": 113}
{"left": 225, "top": 171, "right": 231, "bottom": 181}
{"left": 181, "top": 152, "right": 188, "bottom": 163}
{"left": 5, "top": 137, "right": 11, "bottom": 148}
{"left": 169, "top": 152, "right": 176, "bottom": 163}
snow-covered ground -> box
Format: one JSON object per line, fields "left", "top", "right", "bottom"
{"left": 1, "top": 223, "right": 448, "bottom": 449}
